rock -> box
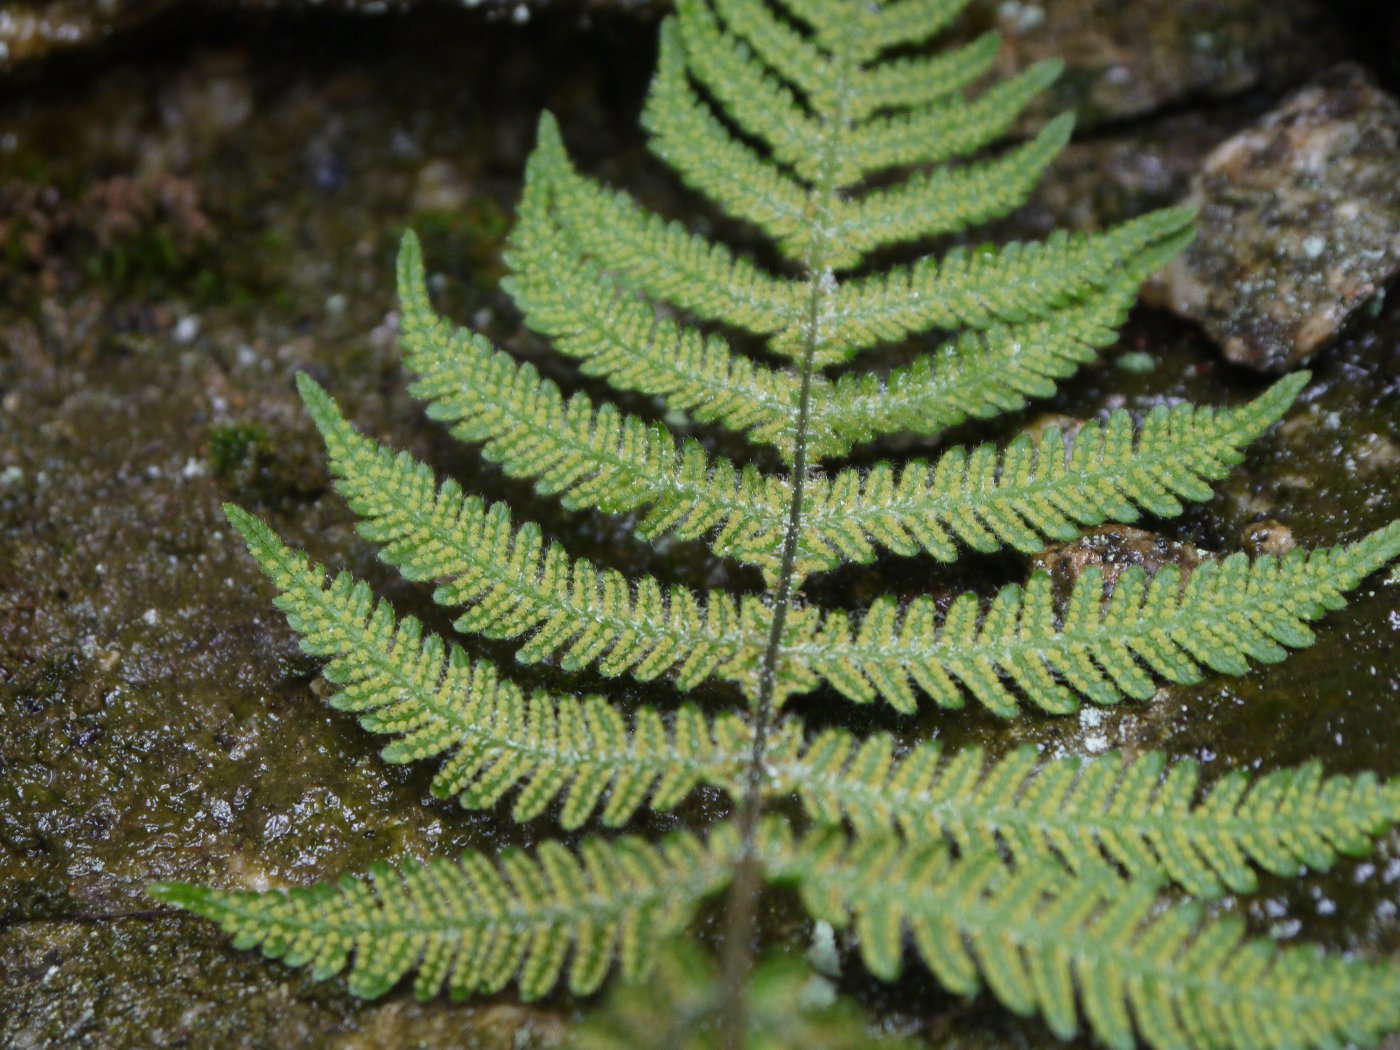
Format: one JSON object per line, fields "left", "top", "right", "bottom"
{"left": 1032, "top": 524, "right": 1208, "bottom": 595}
{"left": 0, "top": 0, "right": 652, "bottom": 72}
{"left": 1147, "top": 64, "right": 1400, "bottom": 372}
{"left": 1240, "top": 519, "right": 1296, "bottom": 558}
{"left": 973, "top": 0, "right": 1345, "bottom": 127}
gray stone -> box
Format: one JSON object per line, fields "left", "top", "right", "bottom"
{"left": 973, "top": 0, "right": 1345, "bottom": 127}
{"left": 1147, "top": 64, "right": 1400, "bottom": 372}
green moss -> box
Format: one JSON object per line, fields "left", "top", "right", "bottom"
{"left": 208, "top": 422, "right": 270, "bottom": 477}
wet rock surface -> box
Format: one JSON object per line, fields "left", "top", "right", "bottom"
{"left": 1147, "top": 63, "right": 1400, "bottom": 371}
{"left": 971, "top": 0, "right": 1345, "bottom": 127}
{"left": 0, "top": 0, "right": 658, "bottom": 72}
{"left": 0, "top": 4, "right": 1398, "bottom": 1048}
{"left": 1031, "top": 524, "right": 1208, "bottom": 595}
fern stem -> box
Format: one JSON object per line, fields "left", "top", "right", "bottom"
{"left": 716, "top": 41, "right": 851, "bottom": 1049}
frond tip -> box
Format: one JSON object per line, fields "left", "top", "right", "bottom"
{"left": 149, "top": 828, "right": 736, "bottom": 1001}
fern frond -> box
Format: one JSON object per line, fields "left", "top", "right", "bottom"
{"left": 802, "top": 207, "right": 1196, "bottom": 361}
{"left": 225, "top": 503, "right": 753, "bottom": 828}
{"left": 797, "top": 375, "right": 1307, "bottom": 569}
{"left": 840, "top": 59, "right": 1063, "bottom": 186}
{"left": 297, "top": 374, "right": 769, "bottom": 690}
{"left": 642, "top": 23, "right": 814, "bottom": 260}
{"left": 149, "top": 828, "right": 737, "bottom": 1001}
{"left": 767, "top": 826, "right": 1400, "bottom": 1050}
{"left": 848, "top": 31, "right": 1000, "bottom": 118}
{"left": 777, "top": 0, "right": 970, "bottom": 64}
{"left": 786, "top": 522, "right": 1400, "bottom": 714}
{"left": 826, "top": 113, "right": 1072, "bottom": 269}
{"left": 805, "top": 279, "right": 1147, "bottom": 455}
{"left": 397, "top": 232, "right": 792, "bottom": 575}
{"left": 533, "top": 114, "right": 799, "bottom": 336}
{"left": 505, "top": 158, "right": 804, "bottom": 460}
{"left": 708, "top": 0, "right": 835, "bottom": 108}
{"left": 677, "top": 0, "right": 828, "bottom": 185}
{"left": 785, "top": 735, "right": 1400, "bottom": 899}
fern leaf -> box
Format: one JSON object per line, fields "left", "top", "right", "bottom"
{"left": 787, "top": 522, "right": 1400, "bottom": 714}
{"left": 786, "top": 734, "right": 1400, "bottom": 898}
{"left": 149, "top": 828, "right": 736, "bottom": 1001}
{"left": 225, "top": 503, "right": 752, "bottom": 828}
{"left": 805, "top": 279, "right": 1149, "bottom": 456}
{"left": 397, "top": 232, "right": 791, "bottom": 574}
{"left": 767, "top": 826, "right": 1400, "bottom": 1050}
{"left": 642, "top": 22, "right": 814, "bottom": 261}
{"left": 296, "top": 375, "right": 769, "bottom": 690}
{"left": 848, "top": 31, "right": 1000, "bottom": 119}
{"left": 797, "top": 374, "right": 1307, "bottom": 569}
{"left": 777, "top": 0, "right": 970, "bottom": 64}
{"left": 708, "top": 0, "right": 835, "bottom": 109}
{"left": 826, "top": 113, "right": 1072, "bottom": 269}
{"left": 677, "top": 0, "right": 829, "bottom": 185}
{"left": 505, "top": 158, "right": 804, "bottom": 460}
{"left": 802, "top": 207, "right": 1196, "bottom": 361}
{"left": 841, "top": 59, "right": 1063, "bottom": 186}
{"left": 533, "top": 114, "right": 800, "bottom": 336}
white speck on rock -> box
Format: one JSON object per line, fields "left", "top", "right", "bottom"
{"left": 173, "top": 315, "right": 201, "bottom": 344}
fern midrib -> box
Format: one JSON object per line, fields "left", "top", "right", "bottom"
{"left": 718, "top": 30, "right": 855, "bottom": 1046}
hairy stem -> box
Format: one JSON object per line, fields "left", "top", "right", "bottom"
{"left": 716, "top": 270, "right": 824, "bottom": 1046}
{"left": 715, "top": 50, "right": 849, "bottom": 1050}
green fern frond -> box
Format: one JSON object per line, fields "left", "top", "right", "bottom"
{"left": 225, "top": 502, "right": 752, "bottom": 827}
{"left": 642, "top": 23, "right": 813, "bottom": 258}
{"left": 676, "top": 0, "right": 828, "bottom": 185}
{"left": 150, "top": 827, "right": 737, "bottom": 1001}
{"left": 803, "top": 208, "right": 1196, "bottom": 362}
{"left": 789, "top": 522, "right": 1400, "bottom": 715}
{"left": 297, "top": 373, "right": 770, "bottom": 690}
{"left": 778, "top": 0, "right": 969, "bottom": 64}
{"left": 841, "top": 58, "right": 1064, "bottom": 184}
{"left": 397, "top": 231, "right": 792, "bottom": 574}
{"left": 784, "top": 734, "right": 1400, "bottom": 899}
{"left": 156, "top": 0, "right": 1400, "bottom": 1039}
{"left": 825, "top": 113, "right": 1073, "bottom": 269}
{"left": 805, "top": 282, "right": 1139, "bottom": 456}
{"left": 707, "top": 0, "right": 834, "bottom": 108}
{"left": 505, "top": 156, "right": 804, "bottom": 460}
{"left": 847, "top": 30, "right": 1000, "bottom": 118}
{"left": 796, "top": 374, "right": 1307, "bottom": 570}
{"left": 767, "top": 826, "right": 1400, "bottom": 1050}
{"left": 531, "top": 115, "right": 799, "bottom": 337}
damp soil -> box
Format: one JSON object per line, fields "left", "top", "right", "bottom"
{"left": 0, "top": 6, "right": 1397, "bottom": 1048}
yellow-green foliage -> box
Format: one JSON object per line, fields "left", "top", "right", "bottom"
{"left": 151, "top": 0, "right": 1400, "bottom": 1046}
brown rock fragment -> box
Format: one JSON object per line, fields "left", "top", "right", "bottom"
{"left": 1032, "top": 525, "right": 1207, "bottom": 596}
{"left": 1147, "top": 64, "right": 1400, "bottom": 372}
